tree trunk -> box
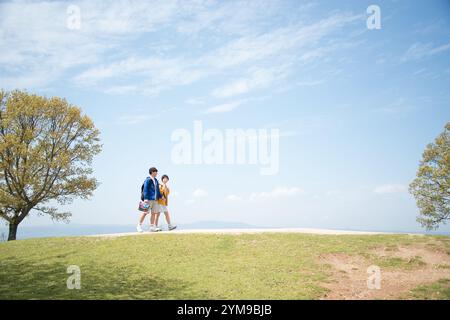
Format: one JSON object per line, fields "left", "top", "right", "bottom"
{"left": 8, "top": 222, "right": 18, "bottom": 241}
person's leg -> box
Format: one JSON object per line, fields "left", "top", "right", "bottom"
{"left": 148, "top": 201, "right": 156, "bottom": 230}
{"left": 150, "top": 211, "right": 162, "bottom": 231}
{"left": 155, "top": 212, "right": 161, "bottom": 227}
{"left": 150, "top": 212, "right": 156, "bottom": 226}
{"left": 139, "top": 212, "right": 147, "bottom": 224}
{"left": 137, "top": 211, "right": 147, "bottom": 232}
{"left": 164, "top": 210, "right": 177, "bottom": 230}
{"left": 163, "top": 211, "right": 171, "bottom": 225}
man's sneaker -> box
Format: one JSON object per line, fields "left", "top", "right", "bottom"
{"left": 150, "top": 225, "right": 162, "bottom": 232}
{"left": 136, "top": 224, "right": 143, "bottom": 233}
{"left": 168, "top": 224, "right": 177, "bottom": 231}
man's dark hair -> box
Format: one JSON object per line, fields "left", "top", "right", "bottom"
{"left": 149, "top": 167, "right": 158, "bottom": 174}
{"left": 161, "top": 174, "right": 169, "bottom": 181}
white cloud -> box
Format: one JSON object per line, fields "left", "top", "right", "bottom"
{"left": 296, "top": 79, "right": 325, "bottom": 87}
{"left": 226, "top": 194, "right": 243, "bottom": 202}
{"left": 200, "top": 13, "right": 361, "bottom": 71}
{"left": 376, "top": 98, "right": 416, "bottom": 114}
{"left": 175, "top": 0, "right": 276, "bottom": 36}
{"left": 204, "top": 100, "right": 244, "bottom": 114}
{"left": 401, "top": 42, "right": 450, "bottom": 62}
{"left": 73, "top": 56, "right": 206, "bottom": 95}
{"left": 185, "top": 97, "right": 205, "bottom": 105}
{"left": 249, "top": 187, "right": 304, "bottom": 201}
{"left": 0, "top": 1, "right": 362, "bottom": 98}
{"left": 373, "top": 184, "right": 407, "bottom": 194}
{"left": 211, "top": 80, "right": 251, "bottom": 99}
{"left": 116, "top": 105, "right": 178, "bottom": 125}
{"left": 0, "top": 0, "right": 179, "bottom": 89}
{"left": 193, "top": 188, "right": 208, "bottom": 198}
{"left": 211, "top": 65, "right": 290, "bottom": 99}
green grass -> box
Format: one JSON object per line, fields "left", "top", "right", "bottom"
{"left": 411, "top": 279, "right": 450, "bottom": 300}
{"left": 0, "top": 233, "right": 447, "bottom": 299}
{"left": 373, "top": 255, "right": 427, "bottom": 270}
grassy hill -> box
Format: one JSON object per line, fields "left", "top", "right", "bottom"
{"left": 1, "top": 232, "right": 450, "bottom": 299}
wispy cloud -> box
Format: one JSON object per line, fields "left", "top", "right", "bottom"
{"left": 373, "top": 184, "right": 407, "bottom": 194}
{"left": 73, "top": 56, "right": 206, "bottom": 95}
{"left": 375, "top": 97, "right": 416, "bottom": 114}
{"left": 249, "top": 187, "right": 305, "bottom": 201}
{"left": 203, "top": 100, "right": 245, "bottom": 114}
{"left": 0, "top": 1, "right": 363, "bottom": 100}
{"left": 210, "top": 65, "right": 290, "bottom": 99}
{"left": 193, "top": 188, "right": 208, "bottom": 198}
{"left": 174, "top": 0, "right": 283, "bottom": 36}
{"left": 224, "top": 187, "right": 305, "bottom": 203}
{"left": 296, "top": 79, "right": 326, "bottom": 87}
{"left": 185, "top": 97, "right": 205, "bottom": 105}
{"left": 76, "top": 12, "right": 361, "bottom": 97}
{"left": 0, "top": 0, "right": 364, "bottom": 104}
{"left": 185, "top": 188, "right": 208, "bottom": 205}
{"left": 200, "top": 13, "right": 362, "bottom": 70}
{"left": 0, "top": 0, "right": 180, "bottom": 89}
{"left": 401, "top": 42, "right": 450, "bottom": 62}
{"left": 226, "top": 194, "right": 243, "bottom": 202}
{"left": 116, "top": 105, "right": 178, "bottom": 125}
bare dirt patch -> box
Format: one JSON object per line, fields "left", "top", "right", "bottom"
{"left": 320, "top": 244, "right": 450, "bottom": 300}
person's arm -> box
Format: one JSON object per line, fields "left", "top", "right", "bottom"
{"left": 159, "top": 184, "right": 165, "bottom": 200}
{"left": 165, "top": 187, "right": 169, "bottom": 205}
{"left": 156, "top": 181, "right": 162, "bottom": 199}
{"left": 143, "top": 178, "right": 150, "bottom": 201}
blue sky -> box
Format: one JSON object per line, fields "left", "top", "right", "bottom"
{"left": 1, "top": 0, "right": 449, "bottom": 233}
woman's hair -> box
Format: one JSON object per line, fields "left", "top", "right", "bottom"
{"left": 161, "top": 174, "right": 169, "bottom": 181}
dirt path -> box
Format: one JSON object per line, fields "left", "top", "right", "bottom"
{"left": 89, "top": 227, "right": 391, "bottom": 238}
{"left": 320, "top": 243, "right": 450, "bottom": 299}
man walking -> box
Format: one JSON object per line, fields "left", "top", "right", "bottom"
{"left": 137, "top": 167, "right": 162, "bottom": 232}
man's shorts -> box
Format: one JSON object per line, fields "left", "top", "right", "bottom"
{"left": 158, "top": 204, "right": 168, "bottom": 213}
{"left": 145, "top": 200, "right": 159, "bottom": 213}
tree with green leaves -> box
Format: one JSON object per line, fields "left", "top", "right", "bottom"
{"left": 0, "top": 90, "right": 101, "bottom": 240}
{"left": 409, "top": 122, "right": 450, "bottom": 230}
